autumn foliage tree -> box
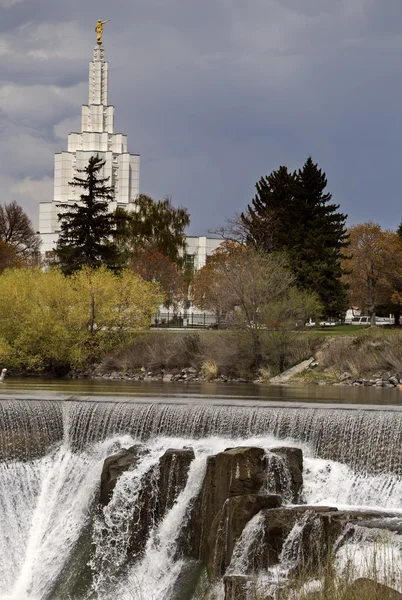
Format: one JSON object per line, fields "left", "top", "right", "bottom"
{"left": 130, "top": 246, "right": 186, "bottom": 307}
{"left": 343, "top": 223, "right": 402, "bottom": 325}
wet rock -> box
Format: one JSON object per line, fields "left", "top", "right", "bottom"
{"left": 269, "top": 447, "right": 303, "bottom": 502}
{"left": 207, "top": 494, "right": 282, "bottom": 579}
{"left": 202, "top": 447, "right": 266, "bottom": 524}
{"left": 389, "top": 376, "right": 399, "bottom": 386}
{"left": 181, "top": 447, "right": 266, "bottom": 560}
{"left": 223, "top": 575, "right": 265, "bottom": 600}
{"left": 256, "top": 506, "right": 339, "bottom": 569}
{"left": 100, "top": 445, "right": 143, "bottom": 506}
{"left": 171, "top": 559, "right": 204, "bottom": 600}
{"left": 342, "top": 578, "right": 402, "bottom": 600}
{"left": 158, "top": 448, "right": 195, "bottom": 518}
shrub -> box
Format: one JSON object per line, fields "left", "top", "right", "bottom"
{"left": 200, "top": 360, "right": 219, "bottom": 381}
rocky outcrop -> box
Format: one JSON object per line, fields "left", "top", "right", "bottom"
{"left": 268, "top": 447, "right": 303, "bottom": 502}
{"left": 181, "top": 447, "right": 267, "bottom": 560}
{"left": 158, "top": 448, "right": 195, "bottom": 518}
{"left": 99, "top": 446, "right": 196, "bottom": 562}
{"left": 245, "top": 506, "right": 338, "bottom": 571}
{"left": 223, "top": 575, "right": 269, "bottom": 600}
{"left": 342, "top": 578, "right": 402, "bottom": 600}
{"left": 100, "top": 445, "right": 143, "bottom": 505}
{"left": 207, "top": 494, "right": 282, "bottom": 579}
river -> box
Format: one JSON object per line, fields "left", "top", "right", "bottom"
{"left": 0, "top": 380, "right": 401, "bottom": 599}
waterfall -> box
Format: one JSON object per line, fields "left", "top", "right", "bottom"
{"left": 0, "top": 397, "right": 400, "bottom": 598}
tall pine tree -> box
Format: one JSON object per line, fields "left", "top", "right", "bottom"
{"left": 56, "top": 156, "right": 127, "bottom": 275}
{"left": 242, "top": 158, "right": 348, "bottom": 316}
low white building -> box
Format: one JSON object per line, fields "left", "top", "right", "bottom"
{"left": 185, "top": 236, "right": 222, "bottom": 271}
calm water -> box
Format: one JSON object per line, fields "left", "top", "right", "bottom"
{"left": 1, "top": 377, "right": 402, "bottom": 409}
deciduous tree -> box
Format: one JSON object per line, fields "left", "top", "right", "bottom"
{"left": 343, "top": 223, "right": 402, "bottom": 325}
{"left": 130, "top": 247, "right": 185, "bottom": 307}
{"left": 191, "top": 242, "right": 321, "bottom": 367}
{"left": 123, "top": 195, "right": 190, "bottom": 268}
{"left": 0, "top": 267, "right": 163, "bottom": 373}
{"left": 0, "top": 200, "right": 41, "bottom": 258}
{"left": 0, "top": 241, "right": 22, "bottom": 273}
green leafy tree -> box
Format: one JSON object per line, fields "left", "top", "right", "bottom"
{"left": 123, "top": 195, "right": 190, "bottom": 268}
{"left": 56, "top": 155, "right": 127, "bottom": 275}
{"left": 242, "top": 158, "right": 348, "bottom": 316}
{"left": 0, "top": 267, "right": 163, "bottom": 373}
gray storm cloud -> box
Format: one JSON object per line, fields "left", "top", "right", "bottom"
{"left": 1, "top": 0, "right": 402, "bottom": 231}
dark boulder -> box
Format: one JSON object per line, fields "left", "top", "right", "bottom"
{"left": 223, "top": 575, "right": 268, "bottom": 600}
{"left": 180, "top": 447, "right": 266, "bottom": 560}
{"left": 207, "top": 494, "right": 282, "bottom": 579}
{"left": 170, "top": 560, "right": 204, "bottom": 600}
{"left": 100, "top": 445, "right": 143, "bottom": 506}
{"left": 268, "top": 447, "right": 303, "bottom": 502}
{"left": 246, "top": 506, "right": 339, "bottom": 571}
{"left": 158, "top": 448, "right": 195, "bottom": 519}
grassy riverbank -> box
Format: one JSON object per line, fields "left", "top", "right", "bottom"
{"left": 94, "top": 326, "right": 402, "bottom": 385}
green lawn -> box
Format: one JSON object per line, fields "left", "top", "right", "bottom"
{"left": 304, "top": 325, "right": 371, "bottom": 337}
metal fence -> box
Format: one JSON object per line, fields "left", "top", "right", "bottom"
{"left": 152, "top": 312, "right": 225, "bottom": 329}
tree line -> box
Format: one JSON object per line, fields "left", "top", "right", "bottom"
{"left": 1, "top": 153, "right": 402, "bottom": 371}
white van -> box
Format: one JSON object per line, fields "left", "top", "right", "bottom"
{"left": 351, "top": 316, "right": 393, "bottom": 325}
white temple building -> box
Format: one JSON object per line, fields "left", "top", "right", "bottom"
{"left": 39, "top": 44, "right": 140, "bottom": 255}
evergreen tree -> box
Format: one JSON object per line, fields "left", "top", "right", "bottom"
{"left": 242, "top": 158, "right": 348, "bottom": 316}
{"left": 56, "top": 156, "right": 127, "bottom": 275}
{"left": 242, "top": 166, "right": 297, "bottom": 251}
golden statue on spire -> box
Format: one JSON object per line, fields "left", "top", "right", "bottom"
{"left": 95, "top": 19, "right": 109, "bottom": 45}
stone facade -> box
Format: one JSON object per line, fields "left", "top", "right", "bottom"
{"left": 39, "top": 45, "right": 140, "bottom": 255}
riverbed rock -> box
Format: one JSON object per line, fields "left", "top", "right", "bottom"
{"left": 342, "top": 578, "right": 402, "bottom": 600}
{"left": 247, "top": 506, "right": 340, "bottom": 571}
{"left": 268, "top": 447, "right": 303, "bottom": 502}
{"left": 100, "top": 445, "right": 143, "bottom": 505}
{"left": 207, "top": 494, "right": 282, "bottom": 579}
{"left": 223, "top": 575, "right": 268, "bottom": 600}
{"left": 180, "top": 447, "right": 266, "bottom": 560}
{"left": 158, "top": 447, "right": 195, "bottom": 518}
{"left": 201, "top": 447, "right": 266, "bottom": 525}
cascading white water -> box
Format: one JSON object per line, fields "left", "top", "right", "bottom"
{"left": 0, "top": 399, "right": 401, "bottom": 598}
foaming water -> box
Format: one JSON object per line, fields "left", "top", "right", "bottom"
{"left": 0, "top": 398, "right": 400, "bottom": 598}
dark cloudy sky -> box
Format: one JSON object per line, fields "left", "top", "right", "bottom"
{"left": 2, "top": 0, "right": 402, "bottom": 234}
